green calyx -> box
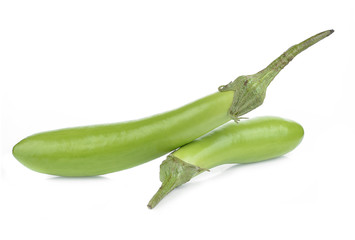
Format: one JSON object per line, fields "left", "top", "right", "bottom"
{"left": 147, "top": 154, "right": 207, "bottom": 209}
{"left": 219, "top": 29, "right": 334, "bottom": 122}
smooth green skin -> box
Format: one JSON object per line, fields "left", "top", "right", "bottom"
{"left": 12, "top": 91, "right": 233, "bottom": 176}
{"left": 13, "top": 30, "right": 332, "bottom": 177}
{"left": 174, "top": 116, "right": 304, "bottom": 169}
{"left": 148, "top": 116, "right": 304, "bottom": 209}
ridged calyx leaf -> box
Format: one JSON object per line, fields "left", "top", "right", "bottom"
{"left": 147, "top": 155, "right": 206, "bottom": 209}
{"left": 219, "top": 29, "right": 334, "bottom": 122}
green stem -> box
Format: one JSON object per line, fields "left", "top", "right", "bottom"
{"left": 219, "top": 29, "right": 334, "bottom": 122}
{"left": 257, "top": 29, "right": 334, "bottom": 88}
{"left": 147, "top": 155, "right": 206, "bottom": 209}
{"left": 147, "top": 175, "right": 179, "bottom": 209}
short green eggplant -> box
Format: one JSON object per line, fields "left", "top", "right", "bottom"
{"left": 12, "top": 30, "right": 332, "bottom": 177}
{"left": 148, "top": 116, "right": 304, "bottom": 209}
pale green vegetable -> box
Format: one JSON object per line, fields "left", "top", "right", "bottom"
{"left": 13, "top": 30, "right": 332, "bottom": 177}
{"left": 148, "top": 116, "right": 304, "bottom": 209}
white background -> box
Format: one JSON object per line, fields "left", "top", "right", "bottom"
{"left": 1, "top": 1, "right": 354, "bottom": 239}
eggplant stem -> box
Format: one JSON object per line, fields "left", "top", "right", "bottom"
{"left": 219, "top": 29, "right": 334, "bottom": 122}
{"left": 147, "top": 155, "right": 205, "bottom": 209}
{"left": 148, "top": 176, "right": 178, "bottom": 209}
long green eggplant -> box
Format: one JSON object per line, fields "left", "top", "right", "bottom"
{"left": 148, "top": 116, "right": 304, "bottom": 209}
{"left": 12, "top": 30, "right": 333, "bottom": 176}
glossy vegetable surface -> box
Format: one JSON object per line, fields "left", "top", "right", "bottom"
{"left": 13, "top": 92, "right": 233, "bottom": 176}
{"left": 12, "top": 30, "right": 332, "bottom": 177}
{"left": 148, "top": 116, "right": 304, "bottom": 209}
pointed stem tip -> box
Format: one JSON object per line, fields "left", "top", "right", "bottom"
{"left": 147, "top": 176, "right": 178, "bottom": 209}
{"left": 219, "top": 29, "right": 334, "bottom": 122}
{"left": 147, "top": 155, "right": 204, "bottom": 209}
